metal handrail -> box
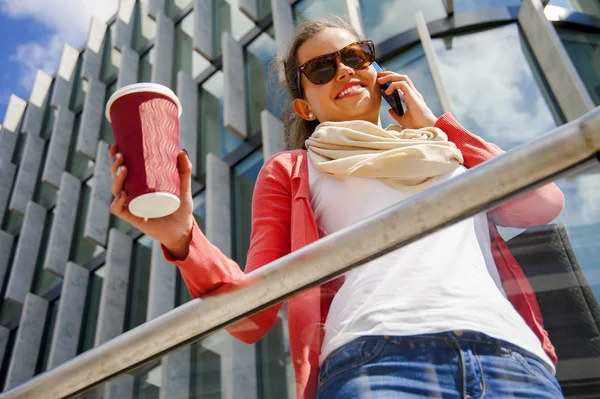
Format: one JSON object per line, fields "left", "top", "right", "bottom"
{"left": 2, "top": 107, "right": 599, "bottom": 399}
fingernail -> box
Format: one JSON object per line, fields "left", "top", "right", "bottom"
{"left": 116, "top": 167, "right": 122, "bottom": 177}
{"left": 112, "top": 154, "right": 118, "bottom": 163}
{"left": 182, "top": 148, "right": 189, "bottom": 157}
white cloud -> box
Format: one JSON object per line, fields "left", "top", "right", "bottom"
{"left": 1, "top": 0, "right": 118, "bottom": 92}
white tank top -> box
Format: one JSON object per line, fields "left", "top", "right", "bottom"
{"left": 307, "top": 159, "right": 553, "bottom": 370}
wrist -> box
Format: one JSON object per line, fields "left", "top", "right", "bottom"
{"left": 163, "top": 216, "right": 194, "bottom": 260}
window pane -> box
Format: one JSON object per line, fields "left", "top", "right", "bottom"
{"left": 173, "top": 10, "right": 211, "bottom": 87}
{"left": 360, "top": 0, "right": 446, "bottom": 44}
{"left": 191, "top": 342, "right": 221, "bottom": 398}
{"left": 245, "top": 32, "right": 278, "bottom": 137}
{"left": 454, "top": 0, "right": 521, "bottom": 13}
{"left": 139, "top": 48, "right": 155, "bottom": 82}
{"left": 232, "top": 151, "right": 264, "bottom": 267}
{"left": 379, "top": 44, "right": 443, "bottom": 127}
{"left": 198, "top": 71, "right": 243, "bottom": 175}
{"left": 166, "top": 0, "right": 193, "bottom": 19}
{"left": 133, "top": 0, "right": 156, "bottom": 52}
{"left": 557, "top": 28, "right": 600, "bottom": 106}
{"left": 134, "top": 364, "right": 162, "bottom": 398}
{"left": 79, "top": 265, "right": 104, "bottom": 353}
{"left": 432, "top": 23, "right": 557, "bottom": 150}
{"left": 126, "top": 236, "right": 153, "bottom": 331}
{"left": 549, "top": 0, "right": 600, "bottom": 18}
{"left": 294, "top": 0, "right": 347, "bottom": 23}
{"left": 193, "top": 191, "right": 206, "bottom": 231}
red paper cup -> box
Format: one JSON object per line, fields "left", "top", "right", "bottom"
{"left": 105, "top": 83, "right": 183, "bottom": 219}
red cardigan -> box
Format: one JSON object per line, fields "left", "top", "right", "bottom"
{"left": 163, "top": 113, "right": 565, "bottom": 399}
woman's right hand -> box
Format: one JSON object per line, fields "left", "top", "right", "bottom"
{"left": 108, "top": 144, "right": 195, "bottom": 259}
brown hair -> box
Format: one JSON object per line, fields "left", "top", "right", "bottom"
{"left": 274, "top": 16, "right": 362, "bottom": 150}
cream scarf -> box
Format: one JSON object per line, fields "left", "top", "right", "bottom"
{"left": 305, "top": 120, "right": 464, "bottom": 191}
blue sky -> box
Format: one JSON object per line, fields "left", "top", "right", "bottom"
{"left": 0, "top": 0, "right": 117, "bottom": 123}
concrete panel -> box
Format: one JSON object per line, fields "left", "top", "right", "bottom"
{"left": 0, "top": 160, "right": 16, "bottom": 223}
{"left": 94, "top": 228, "right": 133, "bottom": 345}
{"left": 21, "top": 71, "right": 53, "bottom": 137}
{"left": 51, "top": 44, "right": 80, "bottom": 109}
{"left": 76, "top": 79, "right": 107, "bottom": 160}
{"left": 2, "top": 95, "right": 27, "bottom": 133}
{"left": 0, "top": 326, "right": 9, "bottom": 371}
{"left": 117, "top": 47, "right": 140, "bottom": 90}
{"left": 161, "top": 346, "right": 191, "bottom": 399}
{"left": 47, "top": 262, "right": 89, "bottom": 369}
{"left": 114, "top": 0, "right": 136, "bottom": 51}
{"left": 147, "top": 240, "right": 176, "bottom": 321}
{"left": 9, "top": 134, "right": 45, "bottom": 215}
{"left": 260, "top": 110, "right": 285, "bottom": 159}
{"left": 82, "top": 17, "right": 107, "bottom": 82}
{"left": 43, "top": 173, "right": 81, "bottom": 277}
{"left": 105, "top": 375, "right": 135, "bottom": 399}
{"left": 148, "top": 0, "right": 167, "bottom": 19}
{"left": 206, "top": 154, "right": 231, "bottom": 256}
{"left": 176, "top": 71, "right": 198, "bottom": 176}
{"left": 0, "top": 128, "right": 19, "bottom": 163}
{"left": 42, "top": 108, "right": 75, "bottom": 188}
{"left": 84, "top": 141, "right": 112, "bottom": 247}
{"left": 194, "top": 0, "right": 214, "bottom": 60}
{"left": 519, "top": 0, "right": 595, "bottom": 121}
{"left": 3, "top": 294, "right": 49, "bottom": 390}
{"left": 0, "top": 231, "right": 15, "bottom": 296}
{"left": 271, "top": 0, "right": 294, "bottom": 58}
{"left": 151, "top": 13, "right": 174, "bottom": 87}
{"left": 239, "top": 0, "right": 259, "bottom": 22}
{"left": 442, "top": 0, "right": 454, "bottom": 15}
{"left": 415, "top": 11, "right": 453, "bottom": 114}
{"left": 222, "top": 32, "right": 247, "bottom": 139}
{"left": 4, "top": 201, "right": 46, "bottom": 305}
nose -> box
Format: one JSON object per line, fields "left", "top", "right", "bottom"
{"left": 336, "top": 58, "right": 355, "bottom": 81}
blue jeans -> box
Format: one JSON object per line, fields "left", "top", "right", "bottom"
{"left": 317, "top": 331, "right": 564, "bottom": 398}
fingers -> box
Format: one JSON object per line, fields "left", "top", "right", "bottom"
{"left": 108, "top": 143, "right": 117, "bottom": 161}
{"left": 109, "top": 190, "right": 140, "bottom": 225}
{"left": 110, "top": 164, "right": 128, "bottom": 197}
{"left": 377, "top": 73, "right": 419, "bottom": 94}
{"left": 178, "top": 150, "right": 193, "bottom": 198}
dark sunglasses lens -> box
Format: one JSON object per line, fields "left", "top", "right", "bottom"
{"left": 342, "top": 43, "right": 374, "bottom": 69}
{"left": 304, "top": 55, "right": 337, "bottom": 84}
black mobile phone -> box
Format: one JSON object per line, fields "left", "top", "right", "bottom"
{"left": 373, "top": 62, "right": 404, "bottom": 117}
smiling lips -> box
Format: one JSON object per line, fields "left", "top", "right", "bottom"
{"left": 335, "top": 81, "right": 366, "bottom": 100}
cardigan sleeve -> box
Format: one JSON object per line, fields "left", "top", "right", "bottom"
{"left": 162, "top": 153, "right": 293, "bottom": 344}
{"left": 434, "top": 113, "right": 565, "bottom": 228}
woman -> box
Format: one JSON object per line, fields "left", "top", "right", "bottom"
{"left": 109, "top": 17, "right": 565, "bottom": 399}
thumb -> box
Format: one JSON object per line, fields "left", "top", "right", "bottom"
{"left": 178, "top": 150, "right": 193, "bottom": 196}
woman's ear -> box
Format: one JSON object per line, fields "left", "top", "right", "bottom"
{"left": 292, "top": 98, "right": 316, "bottom": 121}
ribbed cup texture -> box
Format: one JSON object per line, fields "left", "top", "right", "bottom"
{"left": 109, "top": 92, "right": 180, "bottom": 203}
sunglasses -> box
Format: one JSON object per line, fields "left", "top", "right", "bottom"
{"left": 296, "top": 40, "right": 375, "bottom": 99}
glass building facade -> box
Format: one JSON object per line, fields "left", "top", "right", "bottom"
{"left": 0, "top": 0, "right": 598, "bottom": 397}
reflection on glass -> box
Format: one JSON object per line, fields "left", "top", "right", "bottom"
{"left": 78, "top": 265, "right": 104, "bottom": 353}
{"left": 139, "top": 48, "right": 155, "bottom": 83}
{"left": 198, "top": 71, "right": 243, "bottom": 175}
{"left": 232, "top": 151, "right": 264, "bottom": 267}
{"left": 379, "top": 44, "right": 442, "bottom": 126}
{"left": 432, "top": 23, "right": 557, "bottom": 150}
{"left": 173, "top": 10, "right": 211, "bottom": 87}
{"left": 360, "top": 0, "right": 446, "bottom": 44}
{"left": 70, "top": 179, "right": 104, "bottom": 266}
{"left": 294, "top": 0, "right": 347, "bottom": 24}
{"left": 191, "top": 341, "right": 221, "bottom": 398}
{"left": 126, "top": 235, "right": 153, "bottom": 331}
{"left": 246, "top": 32, "right": 278, "bottom": 137}
{"left": 557, "top": 28, "right": 600, "bottom": 106}
{"left": 133, "top": 0, "right": 156, "bottom": 52}
{"left": 454, "top": 0, "right": 521, "bottom": 13}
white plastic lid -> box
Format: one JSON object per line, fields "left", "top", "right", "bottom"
{"left": 128, "top": 192, "right": 181, "bottom": 219}
{"left": 105, "top": 82, "right": 183, "bottom": 123}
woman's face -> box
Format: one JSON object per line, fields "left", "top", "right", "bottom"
{"left": 293, "top": 28, "right": 382, "bottom": 126}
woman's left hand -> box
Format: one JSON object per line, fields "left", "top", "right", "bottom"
{"left": 377, "top": 71, "right": 438, "bottom": 129}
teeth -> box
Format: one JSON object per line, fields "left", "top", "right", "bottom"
{"left": 338, "top": 85, "right": 362, "bottom": 98}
